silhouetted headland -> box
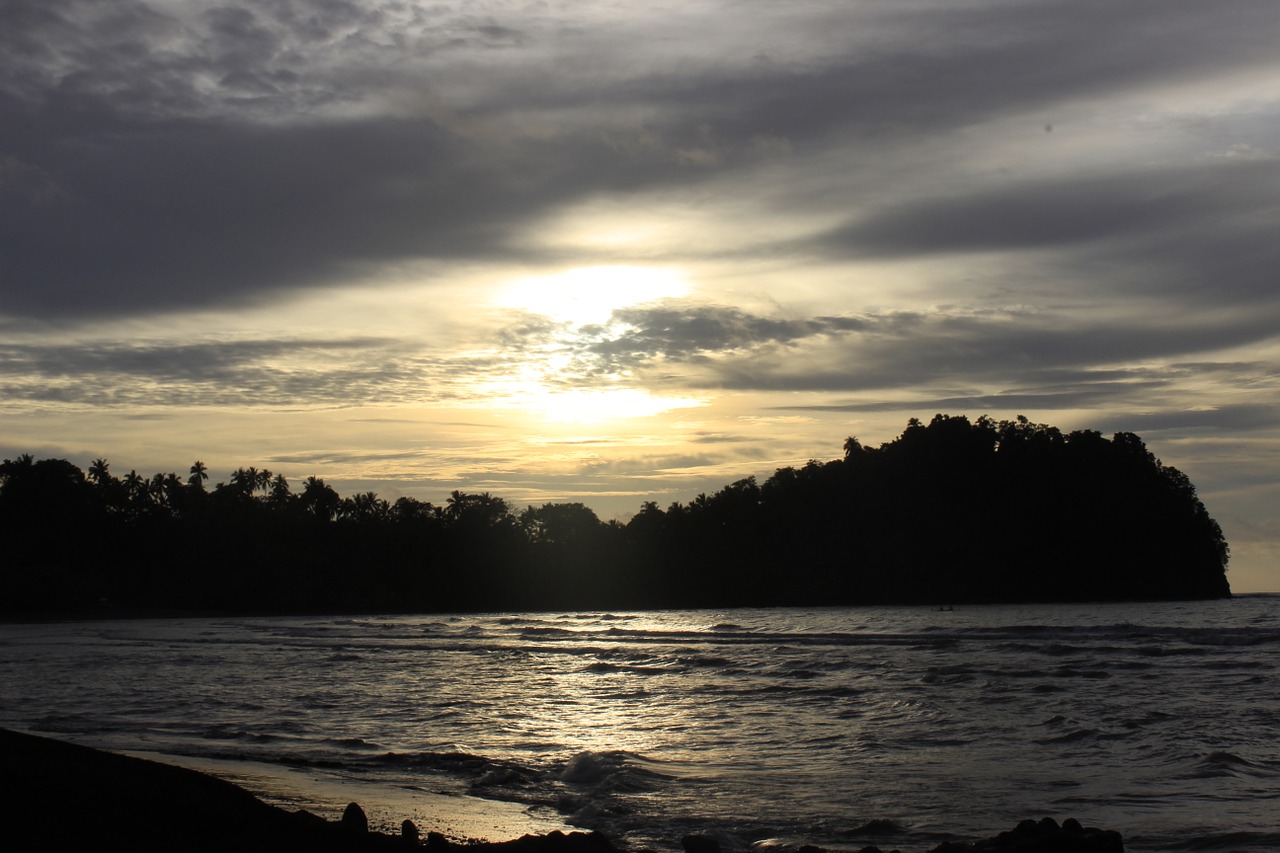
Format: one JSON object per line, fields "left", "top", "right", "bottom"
{"left": 1, "top": 727, "right": 1125, "bottom": 852}
{"left": 1, "top": 415, "right": 1230, "bottom": 616}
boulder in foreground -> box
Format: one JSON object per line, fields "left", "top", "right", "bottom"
{"left": 928, "top": 816, "right": 1123, "bottom": 852}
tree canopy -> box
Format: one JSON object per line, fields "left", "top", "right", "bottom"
{"left": 0, "top": 415, "right": 1230, "bottom": 616}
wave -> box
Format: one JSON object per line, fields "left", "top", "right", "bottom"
{"left": 149, "top": 618, "right": 1280, "bottom": 666}
{"left": 30, "top": 713, "right": 117, "bottom": 735}
{"left": 1035, "top": 728, "right": 1099, "bottom": 745}
{"left": 581, "top": 661, "right": 676, "bottom": 676}
{"left": 675, "top": 654, "right": 735, "bottom": 669}
{"left": 519, "top": 627, "right": 578, "bottom": 637}
{"left": 369, "top": 749, "right": 543, "bottom": 791}
{"left": 1156, "top": 831, "right": 1280, "bottom": 851}
{"left": 1047, "top": 667, "right": 1111, "bottom": 679}
{"left": 839, "top": 818, "right": 908, "bottom": 837}
{"left": 7, "top": 602, "right": 1280, "bottom": 853}
{"left": 1184, "top": 751, "right": 1277, "bottom": 780}
{"left": 558, "top": 750, "right": 675, "bottom": 791}
{"left": 481, "top": 622, "right": 1280, "bottom": 657}
{"left": 199, "top": 726, "right": 283, "bottom": 744}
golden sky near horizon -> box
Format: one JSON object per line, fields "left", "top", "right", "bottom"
{"left": 2, "top": 0, "right": 1279, "bottom": 591}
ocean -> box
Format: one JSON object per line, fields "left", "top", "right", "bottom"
{"left": 2, "top": 597, "right": 1277, "bottom": 852}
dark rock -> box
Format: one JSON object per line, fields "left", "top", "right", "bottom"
{"left": 290, "top": 808, "right": 329, "bottom": 826}
{"left": 848, "top": 819, "right": 907, "bottom": 836}
{"left": 485, "top": 830, "right": 619, "bottom": 853}
{"left": 682, "top": 834, "right": 721, "bottom": 853}
{"left": 929, "top": 817, "right": 1123, "bottom": 853}
{"left": 428, "top": 831, "right": 451, "bottom": 849}
{"left": 342, "top": 802, "right": 369, "bottom": 834}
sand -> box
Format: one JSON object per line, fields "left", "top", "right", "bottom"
{"left": 0, "top": 727, "right": 1125, "bottom": 853}
{"left": 0, "top": 727, "right": 604, "bottom": 852}
{"left": 136, "top": 749, "right": 580, "bottom": 841}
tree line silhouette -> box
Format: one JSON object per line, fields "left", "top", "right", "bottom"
{"left": 1, "top": 415, "right": 1230, "bottom": 616}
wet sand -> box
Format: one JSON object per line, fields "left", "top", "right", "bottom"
{"left": 1, "top": 727, "right": 1125, "bottom": 853}
{"left": 0, "top": 727, "right": 600, "bottom": 852}
{"left": 138, "top": 749, "right": 581, "bottom": 841}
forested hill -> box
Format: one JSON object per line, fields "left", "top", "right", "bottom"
{"left": 1, "top": 415, "right": 1230, "bottom": 616}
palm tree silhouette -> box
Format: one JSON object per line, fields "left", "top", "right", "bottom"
{"left": 268, "top": 473, "right": 291, "bottom": 508}
{"left": 229, "top": 467, "right": 260, "bottom": 498}
{"left": 123, "top": 470, "right": 146, "bottom": 499}
{"left": 88, "top": 458, "right": 111, "bottom": 485}
{"left": 300, "top": 476, "right": 341, "bottom": 521}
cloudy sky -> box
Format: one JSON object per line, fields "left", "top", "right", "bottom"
{"left": 3, "top": 0, "right": 1278, "bottom": 591}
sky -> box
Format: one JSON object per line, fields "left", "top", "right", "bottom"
{"left": 2, "top": 0, "right": 1278, "bottom": 592}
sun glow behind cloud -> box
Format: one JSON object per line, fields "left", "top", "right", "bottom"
{"left": 480, "top": 266, "right": 706, "bottom": 424}
{"left": 497, "top": 266, "right": 690, "bottom": 326}
{"left": 457, "top": 356, "right": 706, "bottom": 425}
{"left": 533, "top": 388, "right": 705, "bottom": 424}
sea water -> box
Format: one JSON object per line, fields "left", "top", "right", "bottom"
{"left": 1, "top": 598, "right": 1277, "bottom": 852}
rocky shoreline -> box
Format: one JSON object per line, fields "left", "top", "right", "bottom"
{"left": 1, "top": 728, "right": 1122, "bottom": 852}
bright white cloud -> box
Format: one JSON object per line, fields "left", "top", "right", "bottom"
{"left": 497, "top": 266, "right": 690, "bottom": 326}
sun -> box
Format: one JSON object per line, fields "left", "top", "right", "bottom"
{"left": 497, "top": 265, "right": 689, "bottom": 326}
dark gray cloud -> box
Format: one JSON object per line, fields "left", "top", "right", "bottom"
{"left": 818, "top": 161, "right": 1278, "bottom": 257}
{"left": 0, "top": 336, "right": 385, "bottom": 380}
{"left": 265, "top": 448, "right": 437, "bottom": 468}
{"left": 4, "top": 0, "right": 1279, "bottom": 320}
{"left": 0, "top": 107, "right": 673, "bottom": 317}
{"left": 0, "top": 336, "right": 444, "bottom": 406}
{"left": 578, "top": 303, "right": 1280, "bottom": 396}
{"left": 781, "top": 384, "right": 1172, "bottom": 416}
{"left": 0, "top": 2, "right": 688, "bottom": 318}
{"left": 590, "top": 306, "right": 866, "bottom": 361}
{"left": 459, "top": 0, "right": 1279, "bottom": 155}
{"left": 1099, "top": 404, "right": 1280, "bottom": 435}
{"left": 809, "top": 158, "right": 1280, "bottom": 316}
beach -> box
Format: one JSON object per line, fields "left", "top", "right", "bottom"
{"left": 3, "top": 604, "right": 1276, "bottom": 852}
{"left": 132, "top": 748, "right": 580, "bottom": 841}
{"left": 3, "top": 727, "right": 1127, "bottom": 852}
{"left": 1, "top": 727, "right": 612, "bottom": 851}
